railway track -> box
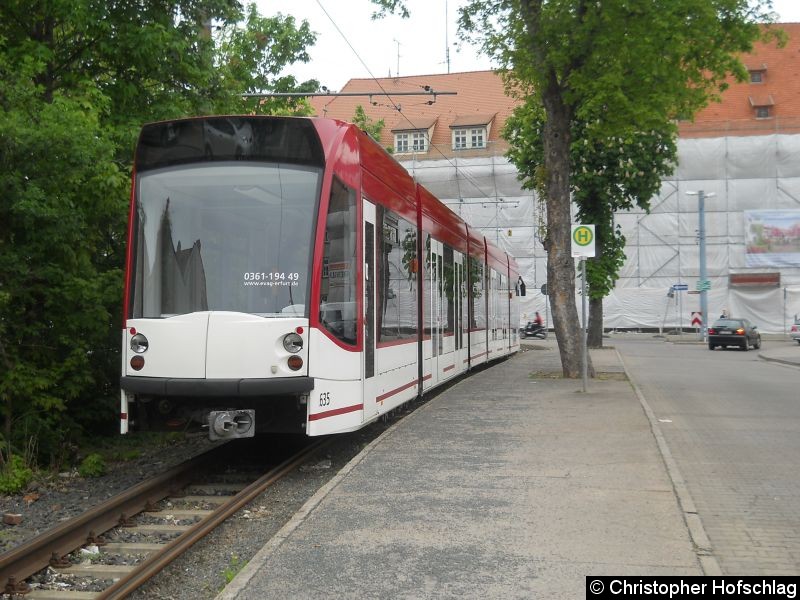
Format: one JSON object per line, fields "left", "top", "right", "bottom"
{"left": 0, "top": 438, "right": 328, "bottom": 599}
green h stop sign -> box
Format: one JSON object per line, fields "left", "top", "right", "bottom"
{"left": 571, "top": 224, "right": 596, "bottom": 258}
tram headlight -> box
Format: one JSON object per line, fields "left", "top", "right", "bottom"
{"left": 130, "top": 333, "right": 149, "bottom": 354}
{"left": 283, "top": 332, "right": 303, "bottom": 353}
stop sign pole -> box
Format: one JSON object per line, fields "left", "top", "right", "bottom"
{"left": 572, "top": 225, "right": 595, "bottom": 392}
{"left": 687, "top": 190, "right": 713, "bottom": 341}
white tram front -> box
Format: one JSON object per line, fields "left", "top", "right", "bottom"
{"left": 120, "top": 116, "right": 521, "bottom": 440}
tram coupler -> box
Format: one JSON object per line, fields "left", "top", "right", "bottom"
{"left": 208, "top": 409, "right": 255, "bottom": 440}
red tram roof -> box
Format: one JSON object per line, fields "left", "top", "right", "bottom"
{"left": 312, "top": 116, "right": 513, "bottom": 270}
{"left": 486, "top": 242, "right": 508, "bottom": 273}
{"left": 419, "top": 185, "right": 468, "bottom": 253}
{"left": 465, "top": 224, "right": 486, "bottom": 261}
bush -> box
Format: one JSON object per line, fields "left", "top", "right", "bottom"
{"left": 0, "top": 455, "right": 34, "bottom": 494}
{"left": 78, "top": 453, "right": 107, "bottom": 478}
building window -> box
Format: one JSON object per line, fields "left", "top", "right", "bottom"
{"left": 750, "top": 71, "right": 763, "bottom": 83}
{"left": 471, "top": 128, "right": 485, "bottom": 148}
{"left": 395, "top": 133, "right": 409, "bottom": 153}
{"left": 412, "top": 132, "right": 428, "bottom": 152}
{"left": 452, "top": 127, "right": 487, "bottom": 150}
{"left": 755, "top": 106, "right": 771, "bottom": 119}
{"left": 394, "top": 131, "right": 428, "bottom": 154}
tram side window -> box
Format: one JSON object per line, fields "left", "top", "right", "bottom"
{"left": 423, "top": 235, "right": 433, "bottom": 336}
{"left": 500, "top": 273, "right": 508, "bottom": 337}
{"left": 319, "top": 178, "right": 357, "bottom": 345}
{"left": 494, "top": 270, "right": 502, "bottom": 336}
{"left": 377, "top": 206, "right": 418, "bottom": 342}
{"left": 510, "top": 275, "right": 520, "bottom": 341}
{"left": 469, "top": 256, "right": 486, "bottom": 330}
{"left": 443, "top": 245, "right": 454, "bottom": 335}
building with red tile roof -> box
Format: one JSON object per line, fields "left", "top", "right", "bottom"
{"left": 680, "top": 23, "right": 800, "bottom": 137}
{"left": 309, "top": 23, "right": 800, "bottom": 145}
{"left": 306, "top": 24, "right": 800, "bottom": 334}
{"left": 309, "top": 70, "right": 517, "bottom": 159}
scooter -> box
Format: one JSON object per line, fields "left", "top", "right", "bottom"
{"left": 522, "top": 322, "right": 547, "bottom": 339}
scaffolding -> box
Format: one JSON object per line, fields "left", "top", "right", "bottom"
{"left": 400, "top": 133, "right": 800, "bottom": 334}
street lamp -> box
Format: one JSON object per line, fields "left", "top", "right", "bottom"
{"left": 687, "top": 190, "right": 715, "bottom": 340}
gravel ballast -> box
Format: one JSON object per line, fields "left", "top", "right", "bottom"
{"left": 0, "top": 418, "right": 399, "bottom": 599}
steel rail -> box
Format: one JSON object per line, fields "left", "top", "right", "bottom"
{"left": 97, "top": 438, "right": 329, "bottom": 599}
{"left": 0, "top": 448, "right": 220, "bottom": 593}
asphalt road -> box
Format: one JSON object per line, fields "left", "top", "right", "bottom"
{"left": 614, "top": 336, "right": 800, "bottom": 575}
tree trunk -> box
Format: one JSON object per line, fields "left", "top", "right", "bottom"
{"left": 541, "top": 74, "right": 593, "bottom": 378}
{"left": 0, "top": 338, "right": 12, "bottom": 464}
{"left": 587, "top": 297, "right": 604, "bottom": 348}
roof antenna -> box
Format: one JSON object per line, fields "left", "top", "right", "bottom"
{"left": 393, "top": 38, "right": 401, "bottom": 78}
{"left": 445, "top": 0, "right": 451, "bottom": 73}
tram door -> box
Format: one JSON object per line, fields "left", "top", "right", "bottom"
{"left": 362, "top": 199, "right": 378, "bottom": 420}
{"left": 428, "top": 238, "right": 459, "bottom": 384}
{"left": 428, "top": 238, "right": 444, "bottom": 384}
{"left": 453, "top": 252, "right": 465, "bottom": 371}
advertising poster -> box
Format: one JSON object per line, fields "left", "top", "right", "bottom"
{"left": 744, "top": 210, "right": 800, "bottom": 267}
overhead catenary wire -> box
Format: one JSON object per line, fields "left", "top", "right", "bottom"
{"left": 297, "top": 0, "right": 506, "bottom": 204}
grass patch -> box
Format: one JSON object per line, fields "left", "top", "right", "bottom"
{"left": 529, "top": 371, "right": 628, "bottom": 381}
{"left": 595, "top": 372, "right": 628, "bottom": 381}
{"left": 78, "top": 431, "right": 190, "bottom": 467}
{"left": 0, "top": 455, "right": 33, "bottom": 494}
{"left": 529, "top": 371, "right": 564, "bottom": 379}
{"left": 221, "top": 554, "right": 247, "bottom": 587}
{"left": 78, "top": 453, "right": 107, "bottom": 478}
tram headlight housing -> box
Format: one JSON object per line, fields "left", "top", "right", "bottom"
{"left": 283, "top": 332, "right": 303, "bottom": 353}
{"left": 130, "top": 333, "right": 149, "bottom": 354}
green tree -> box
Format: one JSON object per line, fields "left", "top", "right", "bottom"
{"left": 352, "top": 104, "right": 386, "bottom": 142}
{"left": 372, "top": 0, "right": 773, "bottom": 375}
{"left": 0, "top": 0, "right": 317, "bottom": 467}
{"left": 505, "top": 100, "right": 677, "bottom": 348}
{"left": 457, "top": 0, "right": 775, "bottom": 377}
{"left": 575, "top": 124, "right": 677, "bottom": 347}
{"left": 214, "top": 4, "right": 319, "bottom": 115}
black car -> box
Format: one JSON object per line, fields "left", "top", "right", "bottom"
{"left": 708, "top": 318, "right": 761, "bottom": 351}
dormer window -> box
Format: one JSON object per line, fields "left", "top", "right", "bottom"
{"left": 392, "top": 118, "right": 436, "bottom": 155}
{"left": 394, "top": 131, "right": 428, "bottom": 153}
{"left": 747, "top": 63, "right": 767, "bottom": 84}
{"left": 452, "top": 127, "right": 486, "bottom": 149}
{"left": 749, "top": 95, "right": 774, "bottom": 119}
{"left": 450, "top": 114, "right": 495, "bottom": 151}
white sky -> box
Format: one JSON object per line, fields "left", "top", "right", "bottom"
{"left": 256, "top": 0, "right": 800, "bottom": 92}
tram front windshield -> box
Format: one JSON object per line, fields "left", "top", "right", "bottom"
{"left": 131, "top": 163, "right": 320, "bottom": 318}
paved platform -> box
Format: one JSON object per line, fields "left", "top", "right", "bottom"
{"left": 218, "top": 340, "right": 713, "bottom": 599}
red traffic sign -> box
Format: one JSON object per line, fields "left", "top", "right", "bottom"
{"left": 691, "top": 312, "right": 703, "bottom": 326}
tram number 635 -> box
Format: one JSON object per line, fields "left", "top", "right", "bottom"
{"left": 319, "top": 392, "right": 331, "bottom": 407}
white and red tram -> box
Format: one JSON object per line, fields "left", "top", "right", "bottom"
{"left": 120, "top": 116, "right": 522, "bottom": 439}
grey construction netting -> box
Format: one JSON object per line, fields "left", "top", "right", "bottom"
{"left": 401, "top": 133, "right": 800, "bottom": 335}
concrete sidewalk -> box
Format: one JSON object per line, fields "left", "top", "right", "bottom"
{"left": 218, "top": 341, "right": 705, "bottom": 599}
{"left": 758, "top": 344, "right": 800, "bottom": 367}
